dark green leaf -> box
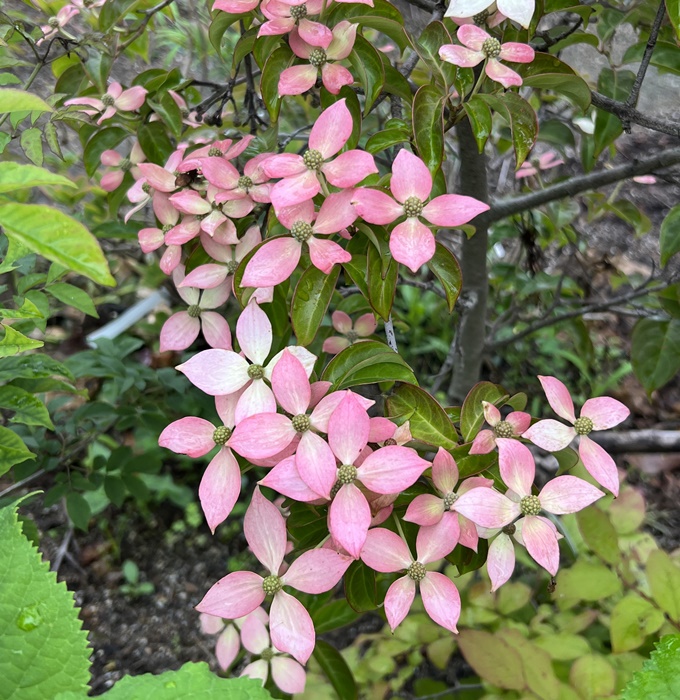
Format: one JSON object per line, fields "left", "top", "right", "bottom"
{"left": 292, "top": 265, "right": 340, "bottom": 346}
{"left": 427, "top": 242, "right": 462, "bottom": 313}
{"left": 66, "top": 493, "right": 91, "bottom": 531}
{"left": 342, "top": 256, "right": 369, "bottom": 299}
{"left": 209, "top": 12, "right": 242, "bottom": 55}
{"left": 20, "top": 128, "right": 43, "bottom": 166}
{"left": 137, "top": 122, "right": 174, "bottom": 165}
{"left": 260, "top": 46, "right": 294, "bottom": 123}
{"left": 0, "top": 385, "right": 53, "bottom": 429}
{"left": 517, "top": 53, "right": 591, "bottom": 111}
{"left": 365, "top": 127, "right": 409, "bottom": 154}
{"left": 83, "top": 127, "right": 128, "bottom": 178}
{"left": 99, "top": 0, "right": 142, "bottom": 32}
{"left": 312, "top": 599, "right": 360, "bottom": 634}
{"left": 313, "top": 640, "right": 358, "bottom": 700}
{"left": 348, "top": 36, "right": 385, "bottom": 116}
{"left": 344, "top": 560, "right": 377, "bottom": 612}
{"left": 463, "top": 97, "right": 493, "bottom": 153}
{"left": 631, "top": 319, "right": 680, "bottom": 393}
{"left": 149, "top": 92, "right": 184, "bottom": 139}
{"left": 593, "top": 68, "right": 635, "bottom": 160}
{"left": 46, "top": 283, "right": 99, "bottom": 318}
{"left": 367, "top": 244, "right": 397, "bottom": 321}
{"left": 414, "top": 21, "right": 456, "bottom": 89}
{"left": 459, "top": 381, "right": 506, "bottom": 442}
{"left": 412, "top": 84, "right": 445, "bottom": 175}
{"left": 661, "top": 204, "right": 680, "bottom": 267}
{"left": 478, "top": 93, "right": 537, "bottom": 167}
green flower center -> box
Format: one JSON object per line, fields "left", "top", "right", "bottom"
{"left": 187, "top": 304, "right": 202, "bottom": 318}
{"left": 574, "top": 416, "right": 593, "bottom": 435}
{"left": 520, "top": 494, "right": 541, "bottom": 516}
{"left": 142, "top": 182, "right": 152, "bottom": 194}
{"left": 291, "top": 220, "right": 314, "bottom": 243}
{"left": 119, "top": 157, "right": 132, "bottom": 171}
{"left": 482, "top": 37, "right": 502, "bottom": 59}
{"left": 494, "top": 420, "right": 514, "bottom": 439}
{"left": 260, "top": 647, "right": 275, "bottom": 661}
{"left": 337, "top": 464, "right": 357, "bottom": 485}
{"left": 309, "top": 48, "right": 327, "bottom": 68}
{"left": 407, "top": 561, "right": 426, "bottom": 581}
{"left": 292, "top": 414, "right": 310, "bottom": 433}
{"left": 262, "top": 575, "right": 283, "bottom": 595}
{"left": 473, "top": 9, "right": 489, "bottom": 25}
{"left": 289, "top": 3, "right": 307, "bottom": 20}
{"left": 48, "top": 17, "right": 60, "bottom": 27}
{"left": 208, "top": 147, "right": 223, "bottom": 157}
{"left": 403, "top": 196, "right": 424, "bottom": 218}
{"left": 226, "top": 260, "right": 239, "bottom": 274}
{"left": 162, "top": 224, "right": 173, "bottom": 233}
{"left": 248, "top": 364, "right": 265, "bottom": 380}
{"left": 101, "top": 93, "right": 116, "bottom": 107}
{"left": 303, "top": 149, "right": 324, "bottom": 170}
{"left": 213, "top": 425, "right": 232, "bottom": 445}
{"left": 345, "top": 330, "right": 359, "bottom": 343}
{"left": 238, "top": 175, "right": 253, "bottom": 190}
{"left": 443, "top": 492, "right": 458, "bottom": 510}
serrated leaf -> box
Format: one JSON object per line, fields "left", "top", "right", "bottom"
{"left": 0, "top": 426, "right": 36, "bottom": 475}
{"left": 20, "top": 128, "right": 43, "bottom": 166}
{"left": 0, "top": 354, "right": 74, "bottom": 382}
{"left": 0, "top": 385, "right": 53, "bottom": 429}
{"left": 427, "top": 242, "right": 462, "bottom": 313}
{"left": 412, "top": 84, "right": 445, "bottom": 175}
{"left": 46, "top": 283, "right": 99, "bottom": 318}
{"left": 0, "top": 88, "right": 53, "bottom": 114}
{"left": 0, "top": 162, "right": 74, "bottom": 192}
{"left": 0, "top": 324, "right": 44, "bottom": 357}
{"left": 313, "top": 640, "right": 358, "bottom": 700}
{"left": 0, "top": 203, "right": 115, "bottom": 286}
{"left": 621, "top": 635, "right": 680, "bottom": 700}
{"left": 631, "top": 319, "right": 680, "bottom": 393}
{"left": 291, "top": 265, "right": 340, "bottom": 346}
{"left": 661, "top": 204, "right": 680, "bottom": 267}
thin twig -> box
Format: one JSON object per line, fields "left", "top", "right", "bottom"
{"left": 531, "top": 17, "right": 584, "bottom": 50}
{"left": 51, "top": 524, "right": 73, "bottom": 572}
{"left": 117, "top": 0, "right": 176, "bottom": 54}
{"left": 0, "top": 470, "right": 46, "bottom": 500}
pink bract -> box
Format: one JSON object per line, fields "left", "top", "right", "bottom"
{"left": 469, "top": 400, "right": 531, "bottom": 454}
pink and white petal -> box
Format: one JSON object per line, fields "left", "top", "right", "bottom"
{"left": 485, "top": 59, "right": 523, "bottom": 88}
{"left": 263, "top": 153, "right": 306, "bottom": 179}
{"left": 289, "top": 27, "right": 313, "bottom": 58}
{"left": 307, "top": 237, "right": 352, "bottom": 274}
{"left": 539, "top": 475, "right": 604, "bottom": 515}
{"left": 309, "top": 390, "right": 372, "bottom": 433}
{"left": 309, "top": 98, "right": 353, "bottom": 159}
{"left": 416, "top": 514, "right": 460, "bottom": 564}
{"left": 384, "top": 576, "right": 416, "bottom": 631}
{"left": 352, "top": 188, "right": 403, "bottom": 225}
{"left": 115, "top": 86, "right": 147, "bottom": 111}
{"left": 196, "top": 571, "right": 265, "bottom": 619}
{"left": 200, "top": 448, "right": 242, "bottom": 532}
{"left": 200, "top": 612, "right": 225, "bottom": 635}
{"left": 265, "top": 345, "right": 316, "bottom": 382}
{"left": 469, "top": 430, "right": 496, "bottom": 454}
{"left": 259, "top": 455, "right": 322, "bottom": 502}
{"left": 538, "top": 375, "right": 576, "bottom": 422}
{"left": 321, "top": 62, "right": 355, "bottom": 94}
{"left": 499, "top": 42, "right": 535, "bottom": 63}
{"left": 237, "top": 300, "right": 273, "bottom": 365}
{"left": 523, "top": 419, "right": 576, "bottom": 452}
{"left": 390, "top": 149, "right": 432, "bottom": 203}
{"left": 177, "top": 350, "right": 250, "bottom": 396}
{"left": 101, "top": 170, "right": 124, "bottom": 191}
{"left": 456, "top": 23, "right": 490, "bottom": 51}
{"left": 271, "top": 656, "right": 307, "bottom": 694}
{"left": 310, "top": 380, "right": 332, "bottom": 408}
{"left": 269, "top": 590, "right": 315, "bottom": 664}
{"left": 432, "top": 447, "right": 459, "bottom": 494}
{"left": 497, "top": 0, "right": 534, "bottom": 27}
{"left": 138, "top": 227, "right": 164, "bottom": 253}
{"left": 522, "top": 515, "right": 560, "bottom": 575}
{"left": 580, "top": 397, "right": 630, "bottom": 430}
{"left": 101, "top": 149, "right": 122, "bottom": 167}
{"left": 138, "top": 163, "right": 177, "bottom": 192}
{"left": 326, "top": 21, "right": 357, "bottom": 61}
{"left": 159, "top": 416, "right": 215, "bottom": 458}
{"left": 457, "top": 475, "right": 494, "bottom": 496}
{"left": 360, "top": 528, "right": 412, "bottom": 572}
{"left": 240, "top": 614, "right": 270, "bottom": 655}
{"left": 228, "top": 413, "right": 297, "bottom": 459}
{"left": 482, "top": 401, "right": 501, "bottom": 426}
{"left": 354, "top": 312, "right": 377, "bottom": 336}
{"left": 359, "top": 445, "right": 429, "bottom": 494}
{"left": 328, "top": 393, "right": 370, "bottom": 465}
{"left": 235, "top": 380, "right": 277, "bottom": 423}
{"left": 241, "top": 660, "right": 268, "bottom": 685}
{"left": 332, "top": 310, "right": 353, "bottom": 334}
{"left": 438, "top": 44, "right": 483, "bottom": 68}
{"left": 242, "top": 237, "right": 302, "bottom": 288}
{"left": 421, "top": 572, "right": 461, "bottom": 633}
{"left": 215, "top": 625, "right": 240, "bottom": 670}
{"left": 368, "top": 417, "right": 396, "bottom": 443}
{"left": 182, "top": 264, "right": 230, "bottom": 289}
{"left": 277, "top": 199, "right": 315, "bottom": 229}
{"left": 296, "top": 431, "right": 337, "bottom": 499}
{"left": 278, "top": 64, "right": 318, "bottom": 96}
{"left": 222, "top": 197, "right": 255, "bottom": 219}
{"left": 245, "top": 487, "right": 288, "bottom": 574}
{"left": 201, "top": 312, "right": 233, "bottom": 350}
{"left": 487, "top": 533, "right": 515, "bottom": 592}
{"left": 201, "top": 158, "right": 240, "bottom": 190}
{"left": 272, "top": 171, "right": 321, "bottom": 211}
{"left": 160, "top": 312, "right": 201, "bottom": 352}
{"left": 458, "top": 514, "right": 479, "bottom": 551}
{"left": 160, "top": 245, "right": 182, "bottom": 275}
{"left": 389, "top": 219, "right": 436, "bottom": 273}
{"left": 313, "top": 189, "right": 358, "bottom": 234}
{"left": 298, "top": 17, "right": 333, "bottom": 48}
{"left": 282, "top": 548, "right": 352, "bottom": 593}
{"left": 271, "top": 350, "right": 311, "bottom": 415}
{"left": 497, "top": 438, "right": 535, "bottom": 497}
{"left": 453, "top": 487, "right": 521, "bottom": 529}
{"left": 579, "top": 436, "right": 620, "bottom": 496}
{"left": 322, "top": 150, "right": 378, "bottom": 189}
{"left": 422, "top": 193, "right": 490, "bottom": 227}
{"left": 200, "top": 281, "right": 231, "bottom": 309}
{"left": 170, "top": 190, "right": 212, "bottom": 216}
{"left": 404, "top": 494, "right": 445, "bottom": 526}
{"left": 323, "top": 335, "right": 350, "bottom": 355}
{"left": 506, "top": 411, "right": 532, "bottom": 434}
{"left": 329, "top": 483, "right": 371, "bottom": 558}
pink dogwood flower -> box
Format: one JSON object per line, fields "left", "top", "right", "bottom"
{"left": 259, "top": 0, "right": 332, "bottom": 48}
{"left": 516, "top": 151, "right": 564, "bottom": 179}
{"left": 322, "top": 311, "right": 377, "bottom": 354}
{"left": 159, "top": 265, "right": 232, "bottom": 352}
{"left": 361, "top": 518, "right": 461, "bottom": 632}
{"left": 159, "top": 393, "right": 244, "bottom": 531}
{"left": 454, "top": 439, "right": 604, "bottom": 578}
{"left": 176, "top": 300, "right": 315, "bottom": 422}
{"left": 240, "top": 611, "right": 307, "bottom": 694}
{"left": 137, "top": 194, "right": 181, "bottom": 274}
{"left": 203, "top": 153, "right": 273, "bottom": 205}
{"left": 439, "top": 26, "right": 535, "bottom": 89}
{"left": 469, "top": 400, "right": 531, "bottom": 454}
{"left": 352, "top": 149, "right": 490, "bottom": 272}
{"left": 178, "top": 136, "right": 255, "bottom": 173}
{"left": 196, "top": 488, "right": 352, "bottom": 663}
{"left": 65, "top": 82, "right": 147, "bottom": 125}
{"left": 522, "top": 376, "right": 630, "bottom": 496}
{"left": 126, "top": 147, "right": 186, "bottom": 222}
{"left": 100, "top": 141, "right": 145, "bottom": 192}
{"left": 445, "top": 0, "right": 535, "bottom": 29}
{"left": 264, "top": 99, "right": 377, "bottom": 210}
{"left": 38, "top": 4, "right": 79, "bottom": 44}
{"left": 279, "top": 22, "right": 357, "bottom": 96}
{"left": 404, "top": 447, "right": 493, "bottom": 551}
{"left": 241, "top": 191, "right": 354, "bottom": 288}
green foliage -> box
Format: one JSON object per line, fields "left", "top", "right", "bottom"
{"left": 621, "top": 635, "right": 680, "bottom": 699}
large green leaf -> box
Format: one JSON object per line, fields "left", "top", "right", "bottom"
{"left": 463, "top": 97, "right": 493, "bottom": 153}
{"left": 0, "top": 88, "right": 53, "bottom": 114}
{"left": 313, "top": 640, "right": 358, "bottom": 700}
{"left": 137, "top": 122, "right": 174, "bottom": 165}
{"left": 0, "top": 203, "right": 115, "bottom": 286}
{"left": 516, "top": 53, "right": 591, "bottom": 111}
{"left": 459, "top": 381, "right": 506, "bottom": 443}
{"left": 260, "top": 46, "right": 294, "bottom": 122}
{"left": 0, "top": 324, "right": 44, "bottom": 356}
{"left": 661, "top": 204, "right": 680, "bottom": 267}
{"left": 631, "top": 319, "right": 680, "bottom": 393}
{"left": 646, "top": 550, "right": 680, "bottom": 623}
{"left": 0, "top": 162, "right": 75, "bottom": 192}
{"left": 46, "top": 283, "right": 99, "bottom": 318}
{"left": 367, "top": 244, "right": 397, "bottom": 321}
{"left": 0, "top": 354, "right": 74, "bottom": 383}
{"left": 621, "top": 635, "right": 680, "bottom": 699}
{"left": 83, "top": 127, "right": 128, "bottom": 178}
{"left": 0, "top": 385, "right": 53, "bottom": 429}
{"left": 668, "top": 0, "right": 680, "bottom": 41}
{"left": 312, "top": 599, "right": 360, "bottom": 634}
{"left": 291, "top": 265, "right": 340, "bottom": 346}
{"left": 412, "top": 84, "right": 445, "bottom": 175}
{"left": 427, "top": 243, "right": 462, "bottom": 313}
{"left": 348, "top": 35, "right": 385, "bottom": 116}
{"left": 344, "top": 560, "right": 377, "bottom": 612}
{"left": 478, "top": 93, "right": 537, "bottom": 167}
{"left": 0, "top": 500, "right": 91, "bottom": 698}
{"left": 209, "top": 11, "right": 243, "bottom": 55}
{"left": 458, "top": 630, "right": 526, "bottom": 691}
{"left": 321, "top": 340, "right": 417, "bottom": 389}
{"left": 386, "top": 383, "right": 458, "bottom": 449}
{"left": 610, "top": 594, "right": 665, "bottom": 653}
{"left": 414, "top": 21, "right": 456, "bottom": 89}
{"left": 0, "top": 426, "right": 36, "bottom": 476}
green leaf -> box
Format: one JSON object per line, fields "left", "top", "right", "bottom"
{"left": 149, "top": 92, "right": 184, "bottom": 139}
{"left": 668, "top": 0, "right": 680, "bottom": 41}
{"left": 576, "top": 506, "right": 620, "bottom": 565}
{"left": 365, "top": 127, "right": 409, "bottom": 155}
{"left": 291, "top": 265, "right": 340, "bottom": 346}
{"left": 557, "top": 561, "right": 621, "bottom": 601}
{"left": 621, "top": 634, "right": 680, "bottom": 700}
{"left": 661, "top": 204, "right": 680, "bottom": 267}
{"left": 99, "top": 0, "right": 142, "bottom": 32}
{"left": 367, "top": 244, "right": 397, "bottom": 321}
{"left": 427, "top": 243, "right": 462, "bottom": 313}
{"left": 478, "top": 93, "right": 537, "bottom": 167}
{"left": 459, "top": 381, "right": 506, "bottom": 443}
{"left": 286, "top": 503, "right": 329, "bottom": 549}
{"left": 348, "top": 35, "right": 385, "bottom": 116}
{"left": 0, "top": 500, "right": 91, "bottom": 698}
{"left": 631, "top": 319, "right": 680, "bottom": 393}
{"left": 19, "top": 128, "right": 43, "bottom": 167}
{"left": 517, "top": 53, "right": 591, "bottom": 111}
{"left": 83, "top": 127, "right": 128, "bottom": 178}
{"left": 137, "top": 122, "right": 174, "bottom": 165}
{"left": 344, "top": 560, "right": 377, "bottom": 612}
{"left": 458, "top": 630, "right": 526, "bottom": 690}
{"left": 0, "top": 324, "right": 44, "bottom": 357}
{"left": 646, "top": 550, "right": 680, "bottom": 623}
{"left": 209, "top": 12, "right": 242, "bottom": 55}
{"left": 570, "top": 654, "right": 616, "bottom": 699}
{"left": 386, "top": 384, "right": 458, "bottom": 449}
{"left": 342, "top": 255, "right": 369, "bottom": 299}
{"left": 43, "top": 121, "right": 64, "bottom": 159}
{"left": 66, "top": 492, "right": 91, "bottom": 532}
{"left": 0, "top": 385, "right": 53, "bottom": 428}
{"left": 0, "top": 162, "right": 75, "bottom": 192}
{"left": 412, "top": 84, "right": 445, "bottom": 175}
{"left": 610, "top": 594, "right": 665, "bottom": 653}
{"left": 0, "top": 88, "right": 53, "bottom": 114}
{"left": 312, "top": 599, "right": 360, "bottom": 634}
{"left": 313, "top": 640, "right": 358, "bottom": 700}
{"left": 0, "top": 203, "right": 115, "bottom": 286}
{"left": 321, "top": 340, "right": 417, "bottom": 389}
{"left": 463, "top": 97, "right": 493, "bottom": 153}
{"left": 0, "top": 354, "right": 74, "bottom": 382}
{"left": 593, "top": 68, "right": 636, "bottom": 160}
{"left": 46, "top": 283, "right": 99, "bottom": 318}
{"left": 0, "top": 426, "right": 36, "bottom": 475}
{"left": 260, "top": 46, "right": 294, "bottom": 122}
{"left": 414, "top": 21, "right": 456, "bottom": 89}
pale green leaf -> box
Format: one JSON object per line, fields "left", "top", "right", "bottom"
{"left": 0, "top": 426, "right": 36, "bottom": 475}
{"left": 0, "top": 162, "right": 75, "bottom": 193}
{"left": 0, "top": 88, "right": 54, "bottom": 114}
{"left": 0, "top": 324, "right": 44, "bottom": 357}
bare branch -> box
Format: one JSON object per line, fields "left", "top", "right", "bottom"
{"left": 590, "top": 92, "right": 680, "bottom": 138}
{"left": 626, "top": 1, "right": 667, "bottom": 111}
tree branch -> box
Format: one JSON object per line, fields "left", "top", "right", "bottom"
{"left": 590, "top": 92, "right": 680, "bottom": 138}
